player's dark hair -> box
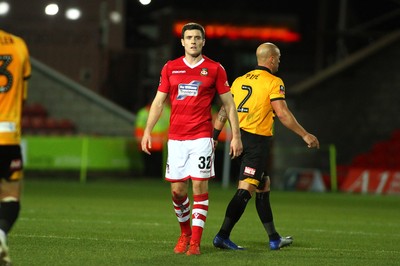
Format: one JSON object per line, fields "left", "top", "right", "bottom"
{"left": 181, "top": 22, "right": 205, "bottom": 39}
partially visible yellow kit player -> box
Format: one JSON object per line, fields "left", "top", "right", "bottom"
{"left": 0, "top": 29, "right": 31, "bottom": 265}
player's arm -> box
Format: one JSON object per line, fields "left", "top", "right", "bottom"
{"left": 23, "top": 43, "right": 31, "bottom": 102}
{"left": 271, "top": 99, "right": 319, "bottom": 149}
{"left": 219, "top": 92, "right": 243, "bottom": 158}
{"left": 213, "top": 106, "right": 228, "bottom": 141}
{"left": 141, "top": 91, "right": 168, "bottom": 154}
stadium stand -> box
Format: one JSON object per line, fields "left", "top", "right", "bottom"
{"left": 22, "top": 103, "right": 76, "bottom": 135}
{"left": 349, "top": 129, "right": 400, "bottom": 170}
{"left": 27, "top": 58, "right": 135, "bottom": 136}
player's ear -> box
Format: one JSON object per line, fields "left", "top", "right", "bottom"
{"left": 270, "top": 56, "right": 275, "bottom": 65}
{"left": 181, "top": 39, "right": 185, "bottom": 46}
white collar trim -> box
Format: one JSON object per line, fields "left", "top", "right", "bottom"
{"left": 183, "top": 57, "right": 205, "bottom": 69}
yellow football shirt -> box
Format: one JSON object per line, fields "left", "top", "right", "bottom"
{"left": 231, "top": 66, "right": 285, "bottom": 136}
{"left": 0, "top": 30, "right": 31, "bottom": 145}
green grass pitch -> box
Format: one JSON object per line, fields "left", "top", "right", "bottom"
{"left": 9, "top": 177, "right": 400, "bottom": 265}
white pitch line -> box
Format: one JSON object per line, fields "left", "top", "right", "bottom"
{"left": 290, "top": 246, "right": 400, "bottom": 255}
{"left": 301, "top": 228, "right": 400, "bottom": 238}
{"left": 10, "top": 234, "right": 400, "bottom": 255}
{"left": 11, "top": 233, "right": 173, "bottom": 244}
{"left": 19, "top": 217, "right": 162, "bottom": 227}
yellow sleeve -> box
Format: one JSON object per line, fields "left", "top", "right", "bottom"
{"left": 270, "top": 77, "right": 285, "bottom": 101}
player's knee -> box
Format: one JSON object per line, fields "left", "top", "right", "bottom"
{"left": 0, "top": 180, "right": 22, "bottom": 200}
{"left": 192, "top": 180, "right": 208, "bottom": 195}
{"left": 171, "top": 181, "right": 189, "bottom": 199}
{"left": 257, "top": 175, "right": 270, "bottom": 193}
{"left": 265, "top": 176, "right": 271, "bottom": 191}
{"left": 236, "top": 189, "right": 252, "bottom": 201}
{"left": 172, "top": 190, "right": 186, "bottom": 200}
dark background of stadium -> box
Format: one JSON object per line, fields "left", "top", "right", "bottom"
{"left": 1, "top": 0, "right": 400, "bottom": 167}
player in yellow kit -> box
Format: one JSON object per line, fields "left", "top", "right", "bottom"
{"left": 213, "top": 42, "right": 319, "bottom": 251}
{"left": 0, "top": 29, "right": 31, "bottom": 265}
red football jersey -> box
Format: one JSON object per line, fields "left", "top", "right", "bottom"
{"left": 158, "top": 56, "right": 230, "bottom": 140}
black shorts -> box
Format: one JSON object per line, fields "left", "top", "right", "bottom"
{"left": 237, "top": 129, "right": 272, "bottom": 188}
{"left": 0, "top": 145, "right": 23, "bottom": 181}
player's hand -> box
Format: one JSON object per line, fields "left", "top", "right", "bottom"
{"left": 141, "top": 135, "right": 152, "bottom": 155}
{"left": 229, "top": 137, "right": 243, "bottom": 159}
{"left": 303, "top": 133, "right": 320, "bottom": 149}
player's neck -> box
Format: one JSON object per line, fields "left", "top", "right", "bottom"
{"left": 184, "top": 54, "right": 203, "bottom": 66}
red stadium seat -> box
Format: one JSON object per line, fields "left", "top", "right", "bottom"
{"left": 391, "top": 129, "right": 400, "bottom": 142}
{"left": 58, "top": 119, "right": 76, "bottom": 135}
{"left": 349, "top": 129, "right": 400, "bottom": 170}
{"left": 44, "top": 117, "right": 60, "bottom": 135}
{"left": 23, "top": 103, "right": 48, "bottom": 118}
{"left": 351, "top": 153, "right": 370, "bottom": 167}
{"left": 29, "top": 116, "right": 47, "bottom": 135}
{"left": 21, "top": 103, "right": 77, "bottom": 136}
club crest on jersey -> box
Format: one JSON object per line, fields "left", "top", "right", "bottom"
{"left": 200, "top": 68, "right": 208, "bottom": 76}
{"left": 177, "top": 80, "right": 201, "bottom": 100}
